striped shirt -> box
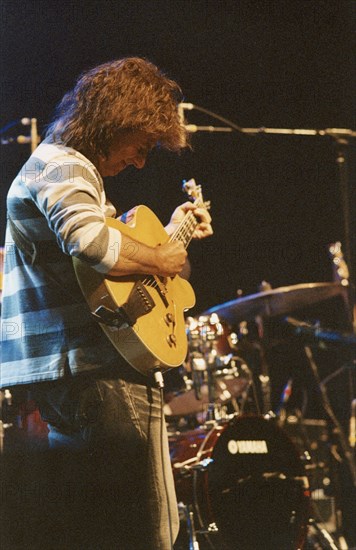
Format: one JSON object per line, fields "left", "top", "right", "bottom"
{"left": 1, "top": 140, "right": 125, "bottom": 387}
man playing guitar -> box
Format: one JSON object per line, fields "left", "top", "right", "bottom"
{"left": 1, "top": 57, "right": 212, "bottom": 549}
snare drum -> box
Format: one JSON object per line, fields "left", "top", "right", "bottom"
{"left": 170, "top": 415, "right": 310, "bottom": 549}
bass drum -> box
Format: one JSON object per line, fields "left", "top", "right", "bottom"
{"left": 170, "top": 415, "right": 310, "bottom": 550}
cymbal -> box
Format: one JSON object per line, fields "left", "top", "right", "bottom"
{"left": 203, "top": 282, "right": 347, "bottom": 324}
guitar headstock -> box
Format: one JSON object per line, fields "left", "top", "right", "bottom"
{"left": 182, "top": 178, "right": 211, "bottom": 210}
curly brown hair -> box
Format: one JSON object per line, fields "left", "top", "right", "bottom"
{"left": 45, "top": 57, "right": 189, "bottom": 160}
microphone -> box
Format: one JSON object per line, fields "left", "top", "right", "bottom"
{"left": 178, "top": 103, "right": 233, "bottom": 133}
{"left": 178, "top": 103, "right": 194, "bottom": 127}
{"left": 178, "top": 104, "right": 185, "bottom": 126}
{"left": 179, "top": 102, "right": 194, "bottom": 111}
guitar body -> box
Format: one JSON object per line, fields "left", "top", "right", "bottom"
{"left": 73, "top": 205, "right": 196, "bottom": 376}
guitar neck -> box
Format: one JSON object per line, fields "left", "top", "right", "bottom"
{"left": 169, "top": 203, "right": 200, "bottom": 249}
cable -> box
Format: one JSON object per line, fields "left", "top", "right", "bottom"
{"left": 190, "top": 104, "right": 244, "bottom": 133}
{"left": 154, "top": 370, "right": 174, "bottom": 550}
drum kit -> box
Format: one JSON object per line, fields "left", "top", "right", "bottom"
{"left": 165, "top": 281, "right": 356, "bottom": 550}
{"left": 1, "top": 256, "right": 356, "bottom": 548}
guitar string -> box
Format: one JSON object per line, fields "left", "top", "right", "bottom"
{"left": 172, "top": 203, "right": 202, "bottom": 242}
{"left": 172, "top": 212, "right": 196, "bottom": 245}
{"left": 141, "top": 210, "right": 198, "bottom": 288}
{"left": 141, "top": 217, "right": 196, "bottom": 288}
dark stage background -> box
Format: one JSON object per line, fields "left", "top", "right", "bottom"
{"left": 1, "top": 0, "right": 355, "bottom": 314}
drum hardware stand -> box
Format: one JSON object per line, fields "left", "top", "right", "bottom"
{"left": 177, "top": 468, "right": 218, "bottom": 550}
{"left": 205, "top": 350, "right": 221, "bottom": 422}
{"left": 332, "top": 138, "right": 355, "bottom": 333}
{"left": 178, "top": 503, "right": 201, "bottom": 550}
{"left": 254, "top": 282, "right": 274, "bottom": 415}
{"left": 189, "top": 352, "right": 223, "bottom": 422}
{"left": 298, "top": 422, "right": 348, "bottom": 549}
{"left": 307, "top": 517, "right": 345, "bottom": 550}
{"left": 350, "top": 399, "right": 356, "bottom": 450}
{"left": 253, "top": 313, "right": 272, "bottom": 415}
{"left": 190, "top": 353, "right": 206, "bottom": 401}
{"left": 321, "top": 364, "right": 356, "bottom": 451}
{"left": 0, "top": 389, "right": 13, "bottom": 454}
{"left": 236, "top": 359, "right": 261, "bottom": 415}
{"left": 189, "top": 316, "right": 228, "bottom": 422}
{"left": 303, "top": 345, "right": 356, "bottom": 548}
{"left": 187, "top": 315, "right": 218, "bottom": 419}
{"left": 304, "top": 346, "right": 356, "bottom": 487}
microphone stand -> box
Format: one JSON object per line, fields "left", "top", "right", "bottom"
{"left": 333, "top": 135, "right": 356, "bottom": 332}
{"left": 0, "top": 117, "right": 40, "bottom": 152}
{"left": 30, "top": 118, "right": 39, "bottom": 153}
{"left": 180, "top": 103, "right": 356, "bottom": 329}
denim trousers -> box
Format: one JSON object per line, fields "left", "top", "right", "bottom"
{"left": 29, "top": 367, "right": 180, "bottom": 550}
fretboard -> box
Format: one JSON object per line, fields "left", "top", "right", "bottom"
{"left": 169, "top": 201, "right": 201, "bottom": 249}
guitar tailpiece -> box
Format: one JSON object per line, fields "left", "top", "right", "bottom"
{"left": 91, "top": 305, "right": 132, "bottom": 327}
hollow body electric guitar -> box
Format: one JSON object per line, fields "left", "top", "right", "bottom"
{"left": 73, "top": 179, "right": 209, "bottom": 376}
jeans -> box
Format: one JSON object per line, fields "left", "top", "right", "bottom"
{"left": 29, "top": 367, "right": 180, "bottom": 550}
